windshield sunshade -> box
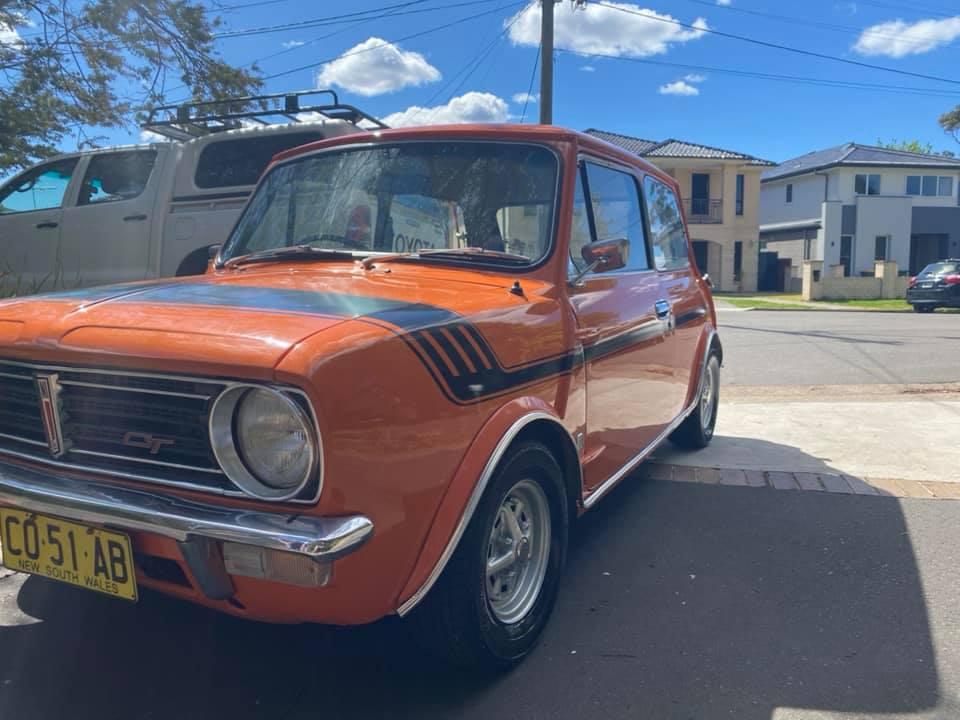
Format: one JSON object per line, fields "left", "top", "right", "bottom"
{"left": 220, "top": 142, "right": 559, "bottom": 267}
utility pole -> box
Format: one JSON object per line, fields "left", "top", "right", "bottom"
{"left": 539, "top": 0, "right": 554, "bottom": 125}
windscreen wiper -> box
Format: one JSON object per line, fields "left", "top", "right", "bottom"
{"left": 222, "top": 245, "right": 359, "bottom": 269}
{"left": 411, "top": 247, "right": 532, "bottom": 265}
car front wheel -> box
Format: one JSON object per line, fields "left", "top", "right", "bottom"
{"left": 912, "top": 304, "right": 936, "bottom": 313}
{"left": 412, "top": 441, "right": 568, "bottom": 670}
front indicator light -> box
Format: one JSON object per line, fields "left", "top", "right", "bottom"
{"left": 222, "top": 543, "right": 332, "bottom": 587}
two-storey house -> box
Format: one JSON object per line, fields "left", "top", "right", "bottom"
{"left": 760, "top": 143, "right": 960, "bottom": 285}
{"left": 587, "top": 129, "right": 774, "bottom": 293}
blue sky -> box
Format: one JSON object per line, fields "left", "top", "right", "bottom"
{"left": 120, "top": 0, "right": 960, "bottom": 163}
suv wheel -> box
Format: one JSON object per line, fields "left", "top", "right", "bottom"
{"left": 670, "top": 352, "right": 720, "bottom": 449}
{"left": 912, "top": 304, "right": 936, "bottom": 314}
{"left": 412, "top": 441, "right": 568, "bottom": 670}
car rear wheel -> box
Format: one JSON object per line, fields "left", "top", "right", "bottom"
{"left": 912, "top": 304, "right": 936, "bottom": 313}
{"left": 670, "top": 352, "right": 720, "bottom": 449}
{"left": 412, "top": 441, "right": 568, "bottom": 670}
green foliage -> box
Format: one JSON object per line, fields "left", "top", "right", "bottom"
{"left": 875, "top": 138, "right": 954, "bottom": 157}
{"left": 940, "top": 107, "right": 960, "bottom": 145}
{"left": 0, "top": 0, "right": 262, "bottom": 171}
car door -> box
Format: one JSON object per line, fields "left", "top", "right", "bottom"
{"left": 643, "top": 174, "right": 709, "bottom": 420}
{"left": 59, "top": 148, "right": 163, "bottom": 287}
{"left": 568, "top": 160, "right": 674, "bottom": 492}
{"left": 0, "top": 157, "right": 79, "bottom": 295}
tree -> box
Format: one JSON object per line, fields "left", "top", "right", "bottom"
{"left": 875, "top": 138, "right": 954, "bottom": 157}
{"left": 0, "top": 1, "right": 262, "bottom": 171}
{"left": 940, "top": 107, "right": 960, "bottom": 147}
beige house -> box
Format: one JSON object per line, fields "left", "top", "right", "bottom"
{"left": 587, "top": 129, "right": 774, "bottom": 293}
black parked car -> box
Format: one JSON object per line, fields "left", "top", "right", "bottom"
{"left": 907, "top": 260, "right": 960, "bottom": 313}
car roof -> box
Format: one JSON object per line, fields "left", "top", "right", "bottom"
{"left": 271, "top": 123, "right": 675, "bottom": 184}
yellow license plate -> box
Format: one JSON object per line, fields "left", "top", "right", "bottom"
{"left": 0, "top": 510, "right": 138, "bottom": 601}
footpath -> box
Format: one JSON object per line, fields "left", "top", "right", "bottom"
{"left": 642, "top": 383, "right": 960, "bottom": 500}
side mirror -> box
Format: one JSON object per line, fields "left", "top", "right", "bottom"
{"left": 571, "top": 238, "right": 628, "bottom": 285}
{"left": 701, "top": 272, "right": 714, "bottom": 289}
{"left": 207, "top": 244, "right": 222, "bottom": 260}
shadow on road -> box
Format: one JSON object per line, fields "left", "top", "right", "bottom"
{"left": 0, "top": 480, "right": 940, "bottom": 720}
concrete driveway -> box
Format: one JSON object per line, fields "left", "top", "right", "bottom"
{"left": 0, "top": 480, "right": 957, "bottom": 720}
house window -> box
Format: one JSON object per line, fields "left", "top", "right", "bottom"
{"left": 734, "top": 240, "right": 743, "bottom": 281}
{"left": 874, "top": 235, "right": 888, "bottom": 261}
{"left": 840, "top": 235, "right": 853, "bottom": 277}
{"left": 736, "top": 174, "right": 745, "bottom": 216}
{"left": 855, "top": 173, "right": 881, "bottom": 195}
{"left": 907, "top": 175, "right": 954, "bottom": 197}
{"left": 785, "top": 183, "right": 793, "bottom": 203}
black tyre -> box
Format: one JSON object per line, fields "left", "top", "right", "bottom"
{"left": 912, "top": 304, "right": 936, "bottom": 314}
{"left": 670, "top": 352, "right": 720, "bottom": 449}
{"left": 412, "top": 441, "right": 569, "bottom": 670}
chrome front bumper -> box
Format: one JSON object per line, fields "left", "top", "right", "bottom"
{"left": 0, "top": 460, "right": 373, "bottom": 561}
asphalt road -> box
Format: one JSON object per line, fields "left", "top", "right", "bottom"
{"left": 1, "top": 479, "right": 959, "bottom": 720}
{"left": 716, "top": 309, "right": 960, "bottom": 386}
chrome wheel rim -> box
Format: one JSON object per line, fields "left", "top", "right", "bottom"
{"left": 485, "top": 479, "right": 551, "bottom": 625}
{"left": 701, "top": 359, "right": 718, "bottom": 432}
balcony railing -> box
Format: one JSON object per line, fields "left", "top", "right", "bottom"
{"left": 683, "top": 198, "right": 723, "bottom": 224}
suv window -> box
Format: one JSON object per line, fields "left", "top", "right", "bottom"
{"left": 643, "top": 176, "right": 690, "bottom": 271}
{"left": 77, "top": 150, "right": 157, "bottom": 206}
{"left": 194, "top": 132, "right": 325, "bottom": 189}
{"left": 584, "top": 163, "right": 649, "bottom": 272}
{"left": 0, "top": 158, "right": 78, "bottom": 214}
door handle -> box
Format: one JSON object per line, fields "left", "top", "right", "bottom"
{"left": 35, "top": 221, "right": 58, "bottom": 229}
{"left": 654, "top": 299, "right": 671, "bottom": 319}
{"left": 123, "top": 213, "right": 148, "bottom": 222}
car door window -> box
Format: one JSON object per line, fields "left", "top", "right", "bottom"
{"left": 77, "top": 150, "right": 157, "bottom": 206}
{"left": 582, "top": 162, "right": 649, "bottom": 272}
{"left": 644, "top": 176, "right": 690, "bottom": 271}
{"left": 0, "top": 158, "right": 78, "bottom": 214}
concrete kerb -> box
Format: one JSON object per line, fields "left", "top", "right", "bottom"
{"left": 637, "top": 463, "right": 960, "bottom": 500}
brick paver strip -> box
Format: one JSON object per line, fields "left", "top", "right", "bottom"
{"left": 644, "top": 463, "right": 673, "bottom": 482}
{"left": 673, "top": 466, "right": 698, "bottom": 483}
{"left": 794, "top": 473, "right": 824, "bottom": 491}
{"left": 819, "top": 474, "right": 854, "bottom": 494}
{"left": 768, "top": 471, "right": 800, "bottom": 490}
{"left": 719, "top": 468, "right": 748, "bottom": 486}
{"left": 843, "top": 475, "right": 880, "bottom": 496}
{"left": 696, "top": 467, "right": 721, "bottom": 484}
{"left": 744, "top": 470, "right": 767, "bottom": 488}
{"left": 895, "top": 479, "right": 935, "bottom": 499}
{"left": 864, "top": 477, "right": 903, "bottom": 497}
{"left": 923, "top": 482, "right": 960, "bottom": 499}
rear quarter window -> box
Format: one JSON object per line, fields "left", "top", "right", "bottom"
{"left": 194, "top": 132, "right": 325, "bottom": 189}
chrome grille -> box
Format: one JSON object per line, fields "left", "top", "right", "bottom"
{"left": 0, "top": 361, "right": 318, "bottom": 502}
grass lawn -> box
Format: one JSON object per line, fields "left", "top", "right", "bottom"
{"left": 720, "top": 297, "right": 814, "bottom": 310}
{"left": 816, "top": 298, "right": 912, "bottom": 311}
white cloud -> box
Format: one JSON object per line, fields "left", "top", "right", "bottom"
{"left": 384, "top": 91, "right": 509, "bottom": 127}
{"left": 282, "top": 39, "right": 305, "bottom": 49}
{"left": 316, "top": 37, "right": 441, "bottom": 96}
{"left": 140, "top": 129, "right": 170, "bottom": 143}
{"left": 716, "top": 0, "right": 731, "bottom": 5}
{"left": 853, "top": 16, "right": 960, "bottom": 57}
{"left": 581, "top": 64, "right": 596, "bottom": 72}
{"left": 508, "top": 2, "right": 707, "bottom": 58}
{"left": 0, "top": 23, "right": 22, "bottom": 47}
{"left": 659, "top": 80, "right": 699, "bottom": 96}
{"left": 512, "top": 92, "right": 538, "bottom": 104}
{"left": 684, "top": 73, "right": 706, "bottom": 83}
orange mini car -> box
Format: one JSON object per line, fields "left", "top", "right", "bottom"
{"left": 0, "top": 125, "right": 720, "bottom": 667}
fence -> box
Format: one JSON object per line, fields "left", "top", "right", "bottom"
{"left": 802, "top": 260, "right": 909, "bottom": 301}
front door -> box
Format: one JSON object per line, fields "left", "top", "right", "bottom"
{"left": 840, "top": 235, "right": 853, "bottom": 277}
{"left": 568, "top": 160, "right": 672, "bottom": 492}
{"left": 60, "top": 149, "right": 164, "bottom": 287}
{"left": 910, "top": 234, "right": 948, "bottom": 275}
{"left": 691, "top": 173, "right": 710, "bottom": 216}
{"left": 0, "top": 157, "right": 79, "bottom": 295}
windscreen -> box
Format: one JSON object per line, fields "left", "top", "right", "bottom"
{"left": 919, "top": 261, "right": 958, "bottom": 276}
{"left": 220, "top": 142, "right": 558, "bottom": 266}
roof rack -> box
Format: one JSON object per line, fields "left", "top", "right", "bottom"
{"left": 141, "top": 89, "right": 388, "bottom": 142}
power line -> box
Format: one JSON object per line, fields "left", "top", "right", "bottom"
{"left": 520, "top": 41, "right": 540, "bottom": 123}
{"left": 594, "top": 1, "right": 960, "bottom": 87}
{"left": 214, "top": 0, "right": 503, "bottom": 39}
{"left": 856, "top": 0, "right": 956, "bottom": 19}
{"left": 262, "top": 1, "right": 524, "bottom": 81}
{"left": 559, "top": 48, "right": 960, "bottom": 98}
{"left": 681, "top": 0, "right": 957, "bottom": 49}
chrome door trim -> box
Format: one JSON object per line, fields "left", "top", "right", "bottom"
{"left": 582, "top": 327, "right": 717, "bottom": 510}
{"left": 396, "top": 411, "right": 576, "bottom": 617}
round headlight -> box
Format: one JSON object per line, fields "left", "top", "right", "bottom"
{"left": 210, "top": 386, "right": 317, "bottom": 500}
